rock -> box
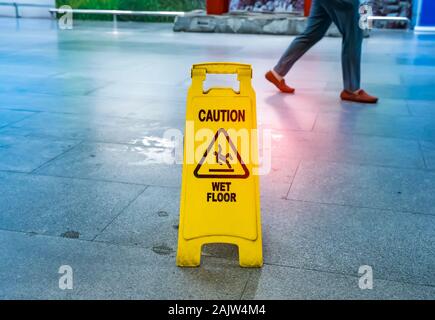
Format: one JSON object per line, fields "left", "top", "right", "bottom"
{"left": 174, "top": 12, "right": 342, "bottom": 37}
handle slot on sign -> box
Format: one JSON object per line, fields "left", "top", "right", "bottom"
{"left": 203, "top": 73, "right": 240, "bottom": 94}
{"left": 190, "top": 62, "right": 252, "bottom": 96}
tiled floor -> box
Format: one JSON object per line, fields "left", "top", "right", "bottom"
{"left": 0, "top": 18, "right": 434, "bottom": 299}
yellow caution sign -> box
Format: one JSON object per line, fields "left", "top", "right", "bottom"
{"left": 177, "top": 62, "right": 262, "bottom": 268}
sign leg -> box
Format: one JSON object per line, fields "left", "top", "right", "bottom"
{"left": 238, "top": 240, "right": 263, "bottom": 268}
{"left": 176, "top": 240, "right": 202, "bottom": 267}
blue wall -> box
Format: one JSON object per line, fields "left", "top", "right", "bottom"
{"left": 416, "top": 0, "right": 435, "bottom": 29}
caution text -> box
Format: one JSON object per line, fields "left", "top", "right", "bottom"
{"left": 198, "top": 109, "right": 245, "bottom": 122}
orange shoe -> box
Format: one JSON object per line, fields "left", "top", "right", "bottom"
{"left": 340, "top": 89, "right": 378, "bottom": 103}
{"left": 265, "top": 70, "right": 295, "bottom": 94}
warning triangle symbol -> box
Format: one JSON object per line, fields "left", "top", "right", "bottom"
{"left": 194, "top": 128, "right": 250, "bottom": 179}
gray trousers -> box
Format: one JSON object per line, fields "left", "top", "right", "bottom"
{"left": 274, "top": 0, "right": 363, "bottom": 91}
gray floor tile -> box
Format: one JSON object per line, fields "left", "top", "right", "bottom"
{"left": 408, "top": 100, "right": 435, "bottom": 117}
{"left": 0, "top": 135, "right": 79, "bottom": 172}
{"left": 243, "top": 265, "right": 435, "bottom": 300}
{"left": 337, "top": 98, "right": 410, "bottom": 116}
{"left": 35, "top": 142, "right": 182, "bottom": 187}
{"left": 0, "top": 172, "right": 145, "bottom": 240}
{"left": 0, "top": 230, "right": 250, "bottom": 299}
{"left": 288, "top": 161, "right": 435, "bottom": 214}
{"left": 90, "top": 82, "right": 189, "bottom": 101}
{"left": 258, "top": 92, "right": 410, "bottom": 116}
{"left": 260, "top": 199, "right": 435, "bottom": 286}
{"left": 96, "top": 186, "right": 180, "bottom": 248}
{"left": 420, "top": 141, "right": 435, "bottom": 170}
{"left": 314, "top": 112, "right": 435, "bottom": 141}
{"left": 268, "top": 130, "right": 425, "bottom": 169}
{"left": 0, "top": 93, "right": 186, "bottom": 122}
{"left": 259, "top": 156, "right": 299, "bottom": 199}
{"left": 325, "top": 82, "right": 435, "bottom": 100}
{"left": 0, "top": 109, "right": 36, "bottom": 128}
{"left": 0, "top": 112, "right": 184, "bottom": 144}
{"left": 257, "top": 97, "right": 318, "bottom": 132}
{"left": 0, "top": 74, "right": 111, "bottom": 97}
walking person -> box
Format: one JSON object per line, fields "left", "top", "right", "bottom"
{"left": 265, "top": 0, "right": 378, "bottom": 103}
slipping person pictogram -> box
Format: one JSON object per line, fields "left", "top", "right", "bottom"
{"left": 194, "top": 128, "right": 249, "bottom": 179}
{"left": 214, "top": 144, "right": 233, "bottom": 170}
{"left": 265, "top": 0, "right": 378, "bottom": 104}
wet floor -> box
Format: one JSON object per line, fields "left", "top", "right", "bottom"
{"left": 0, "top": 17, "right": 434, "bottom": 299}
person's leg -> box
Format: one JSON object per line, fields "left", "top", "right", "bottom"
{"left": 319, "top": 0, "right": 362, "bottom": 91}
{"left": 320, "top": 0, "right": 377, "bottom": 102}
{"left": 273, "top": 0, "right": 332, "bottom": 77}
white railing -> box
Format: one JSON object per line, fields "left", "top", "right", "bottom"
{"left": 368, "top": 16, "right": 410, "bottom": 24}
{"left": 48, "top": 8, "right": 186, "bottom": 28}
{"left": 0, "top": 1, "right": 52, "bottom": 18}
